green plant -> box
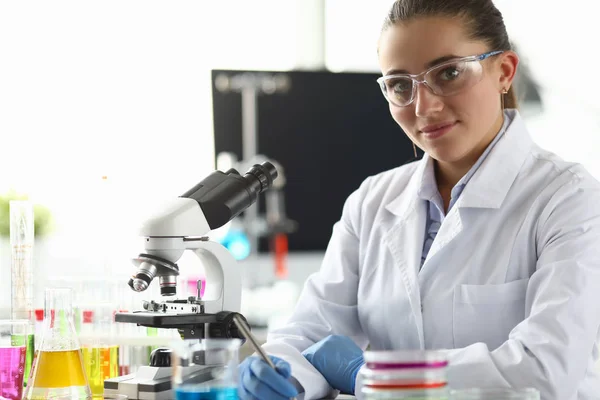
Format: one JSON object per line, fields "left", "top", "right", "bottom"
{"left": 0, "top": 190, "right": 54, "bottom": 238}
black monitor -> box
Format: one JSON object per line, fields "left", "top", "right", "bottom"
{"left": 211, "top": 69, "right": 416, "bottom": 252}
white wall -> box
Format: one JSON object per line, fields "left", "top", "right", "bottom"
{"left": 493, "top": 0, "right": 600, "bottom": 177}
{"left": 0, "top": 0, "right": 299, "bottom": 229}
{"left": 325, "top": 0, "right": 393, "bottom": 72}
{"left": 0, "top": 0, "right": 304, "bottom": 314}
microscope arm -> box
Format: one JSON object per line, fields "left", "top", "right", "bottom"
{"left": 190, "top": 240, "right": 241, "bottom": 314}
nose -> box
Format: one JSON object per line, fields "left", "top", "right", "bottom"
{"left": 414, "top": 82, "right": 444, "bottom": 117}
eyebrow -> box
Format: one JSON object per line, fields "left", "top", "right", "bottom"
{"left": 385, "top": 54, "right": 461, "bottom": 76}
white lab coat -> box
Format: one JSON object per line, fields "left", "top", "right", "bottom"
{"left": 262, "top": 112, "right": 600, "bottom": 400}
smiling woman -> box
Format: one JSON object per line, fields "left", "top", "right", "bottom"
{"left": 239, "top": 1, "right": 600, "bottom": 400}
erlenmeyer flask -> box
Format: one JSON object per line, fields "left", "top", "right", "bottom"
{"left": 24, "top": 288, "right": 92, "bottom": 400}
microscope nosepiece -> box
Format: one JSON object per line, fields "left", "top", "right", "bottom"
{"left": 159, "top": 275, "right": 177, "bottom": 296}
{"left": 130, "top": 254, "right": 180, "bottom": 294}
{"left": 128, "top": 260, "right": 158, "bottom": 293}
{"left": 131, "top": 277, "right": 150, "bottom": 292}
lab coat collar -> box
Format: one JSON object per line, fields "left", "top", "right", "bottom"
{"left": 457, "top": 111, "right": 533, "bottom": 209}
{"left": 386, "top": 110, "right": 533, "bottom": 216}
{"left": 385, "top": 153, "right": 429, "bottom": 218}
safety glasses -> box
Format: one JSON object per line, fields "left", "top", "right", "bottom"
{"left": 377, "top": 51, "right": 503, "bottom": 107}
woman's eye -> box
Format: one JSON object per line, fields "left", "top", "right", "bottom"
{"left": 392, "top": 80, "right": 411, "bottom": 93}
{"left": 439, "top": 67, "right": 460, "bottom": 80}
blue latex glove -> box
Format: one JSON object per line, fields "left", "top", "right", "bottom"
{"left": 238, "top": 355, "right": 299, "bottom": 400}
{"left": 302, "top": 335, "right": 365, "bottom": 394}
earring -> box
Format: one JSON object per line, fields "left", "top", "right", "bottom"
{"left": 413, "top": 142, "right": 418, "bottom": 158}
{"left": 500, "top": 87, "right": 508, "bottom": 109}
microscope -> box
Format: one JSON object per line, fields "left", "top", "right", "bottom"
{"left": 105, "top": 162, "right": 278, "bottom": 400}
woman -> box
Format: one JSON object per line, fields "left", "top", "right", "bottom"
{"left": 239, "top": 1, "right": 600, "bottom": 399}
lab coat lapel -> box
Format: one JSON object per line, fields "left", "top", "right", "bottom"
{"left": 383, "top": 158, "right": 428, "bottom": 348}
{"left": 458, "top": 114, "right": 534, "bottom": 209}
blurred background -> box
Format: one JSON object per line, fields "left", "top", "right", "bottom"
{"left": 0, "top": 0, "right": 597, "bottom": 338}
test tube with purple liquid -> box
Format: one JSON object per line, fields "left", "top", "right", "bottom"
{"left": 0, "top": 320, "right": 29, "bottom": 400}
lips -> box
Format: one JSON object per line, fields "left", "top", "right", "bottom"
{"left": 419, "top": 121, "right": 458, "bottom": 139}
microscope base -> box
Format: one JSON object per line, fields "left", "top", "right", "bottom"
{"left": 104, "top": 365, "right": 215, "bottom": 400}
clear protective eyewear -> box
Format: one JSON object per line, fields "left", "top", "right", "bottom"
{"left": 377, "top": 50, "right": 504, "bottom": 107}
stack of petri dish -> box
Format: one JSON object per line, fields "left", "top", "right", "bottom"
{"left": 360, "top": 350, "right": 449, "bottom": 399}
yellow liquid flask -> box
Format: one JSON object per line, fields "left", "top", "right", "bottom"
{"left": 24, "top": 288, "right": 92, "bottom": 400}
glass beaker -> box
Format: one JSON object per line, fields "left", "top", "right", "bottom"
{"left": 23, "top": 288, "right": 92, "bottom": 400}
{"left": 0, "top": 320, "right": 29, "bottom": 400}
{"left": 450, "top": 388, "right": 540, "bottom": 400}
{"left": 171, "top": 339, "right": 241, "bottom": 400}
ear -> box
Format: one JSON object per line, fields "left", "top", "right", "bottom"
{"left": 498, "top": 50, "right": 519, "bottom": 91}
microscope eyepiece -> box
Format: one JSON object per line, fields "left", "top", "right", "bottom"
{"left": 244, "top": 162, "right": 277, "bottom": 193}
{"left": 181, "top": 161, "right": 279, "bottom": 230}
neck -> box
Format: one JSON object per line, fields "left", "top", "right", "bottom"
{"left": 435, "top": 111, "right": 505, "bottom": 190}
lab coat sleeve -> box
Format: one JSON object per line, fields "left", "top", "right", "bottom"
{"left": 443, "top": 177, "right": 600, "bottom": 399}
{"left": 261, "top": 178, "right": 371, "bottom": 400}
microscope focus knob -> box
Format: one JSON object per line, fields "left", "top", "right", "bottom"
{"left": 209, "top": 311, "right": 247, "bottom": 342}
{"left": 149, "top": 347, "right": 172, "bottom": 367}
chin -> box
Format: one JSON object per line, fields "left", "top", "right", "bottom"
{"left": 426, "top": 144, "right": 468, "bottom": 164}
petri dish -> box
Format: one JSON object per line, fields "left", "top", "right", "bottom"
{"left": 360, "top": 366, "right": 447, "bottom": 389}
{"left": 364, "top": 350, "right": 448, "bottom": 370}
{"left": 362, "top": 386, "right": 449, "bottom": 399}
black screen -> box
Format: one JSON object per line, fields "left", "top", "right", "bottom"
{"left": 211, "top": 69, "right": 416, "bottom": 252}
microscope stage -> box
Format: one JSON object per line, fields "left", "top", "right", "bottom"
{"left": 115, "top": 311, "right": 218, "bottom": 328}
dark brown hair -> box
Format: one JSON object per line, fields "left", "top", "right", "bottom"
{"left": 382, "top": 0, "right": 517, "bottom": 109}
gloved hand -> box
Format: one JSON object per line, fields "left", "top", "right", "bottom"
{"left": 238, "top": 355, "right": 299, "bottom": 400}
{"left": 302, "top": 335, "right": 365, "bottom": 394}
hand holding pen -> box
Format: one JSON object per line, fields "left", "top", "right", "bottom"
{"left": 234, "top": 314, "right": 299, "bottom": 400}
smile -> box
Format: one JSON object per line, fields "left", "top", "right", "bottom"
{"left": 419, "top": 121, "right": 458, "bottom": 139}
